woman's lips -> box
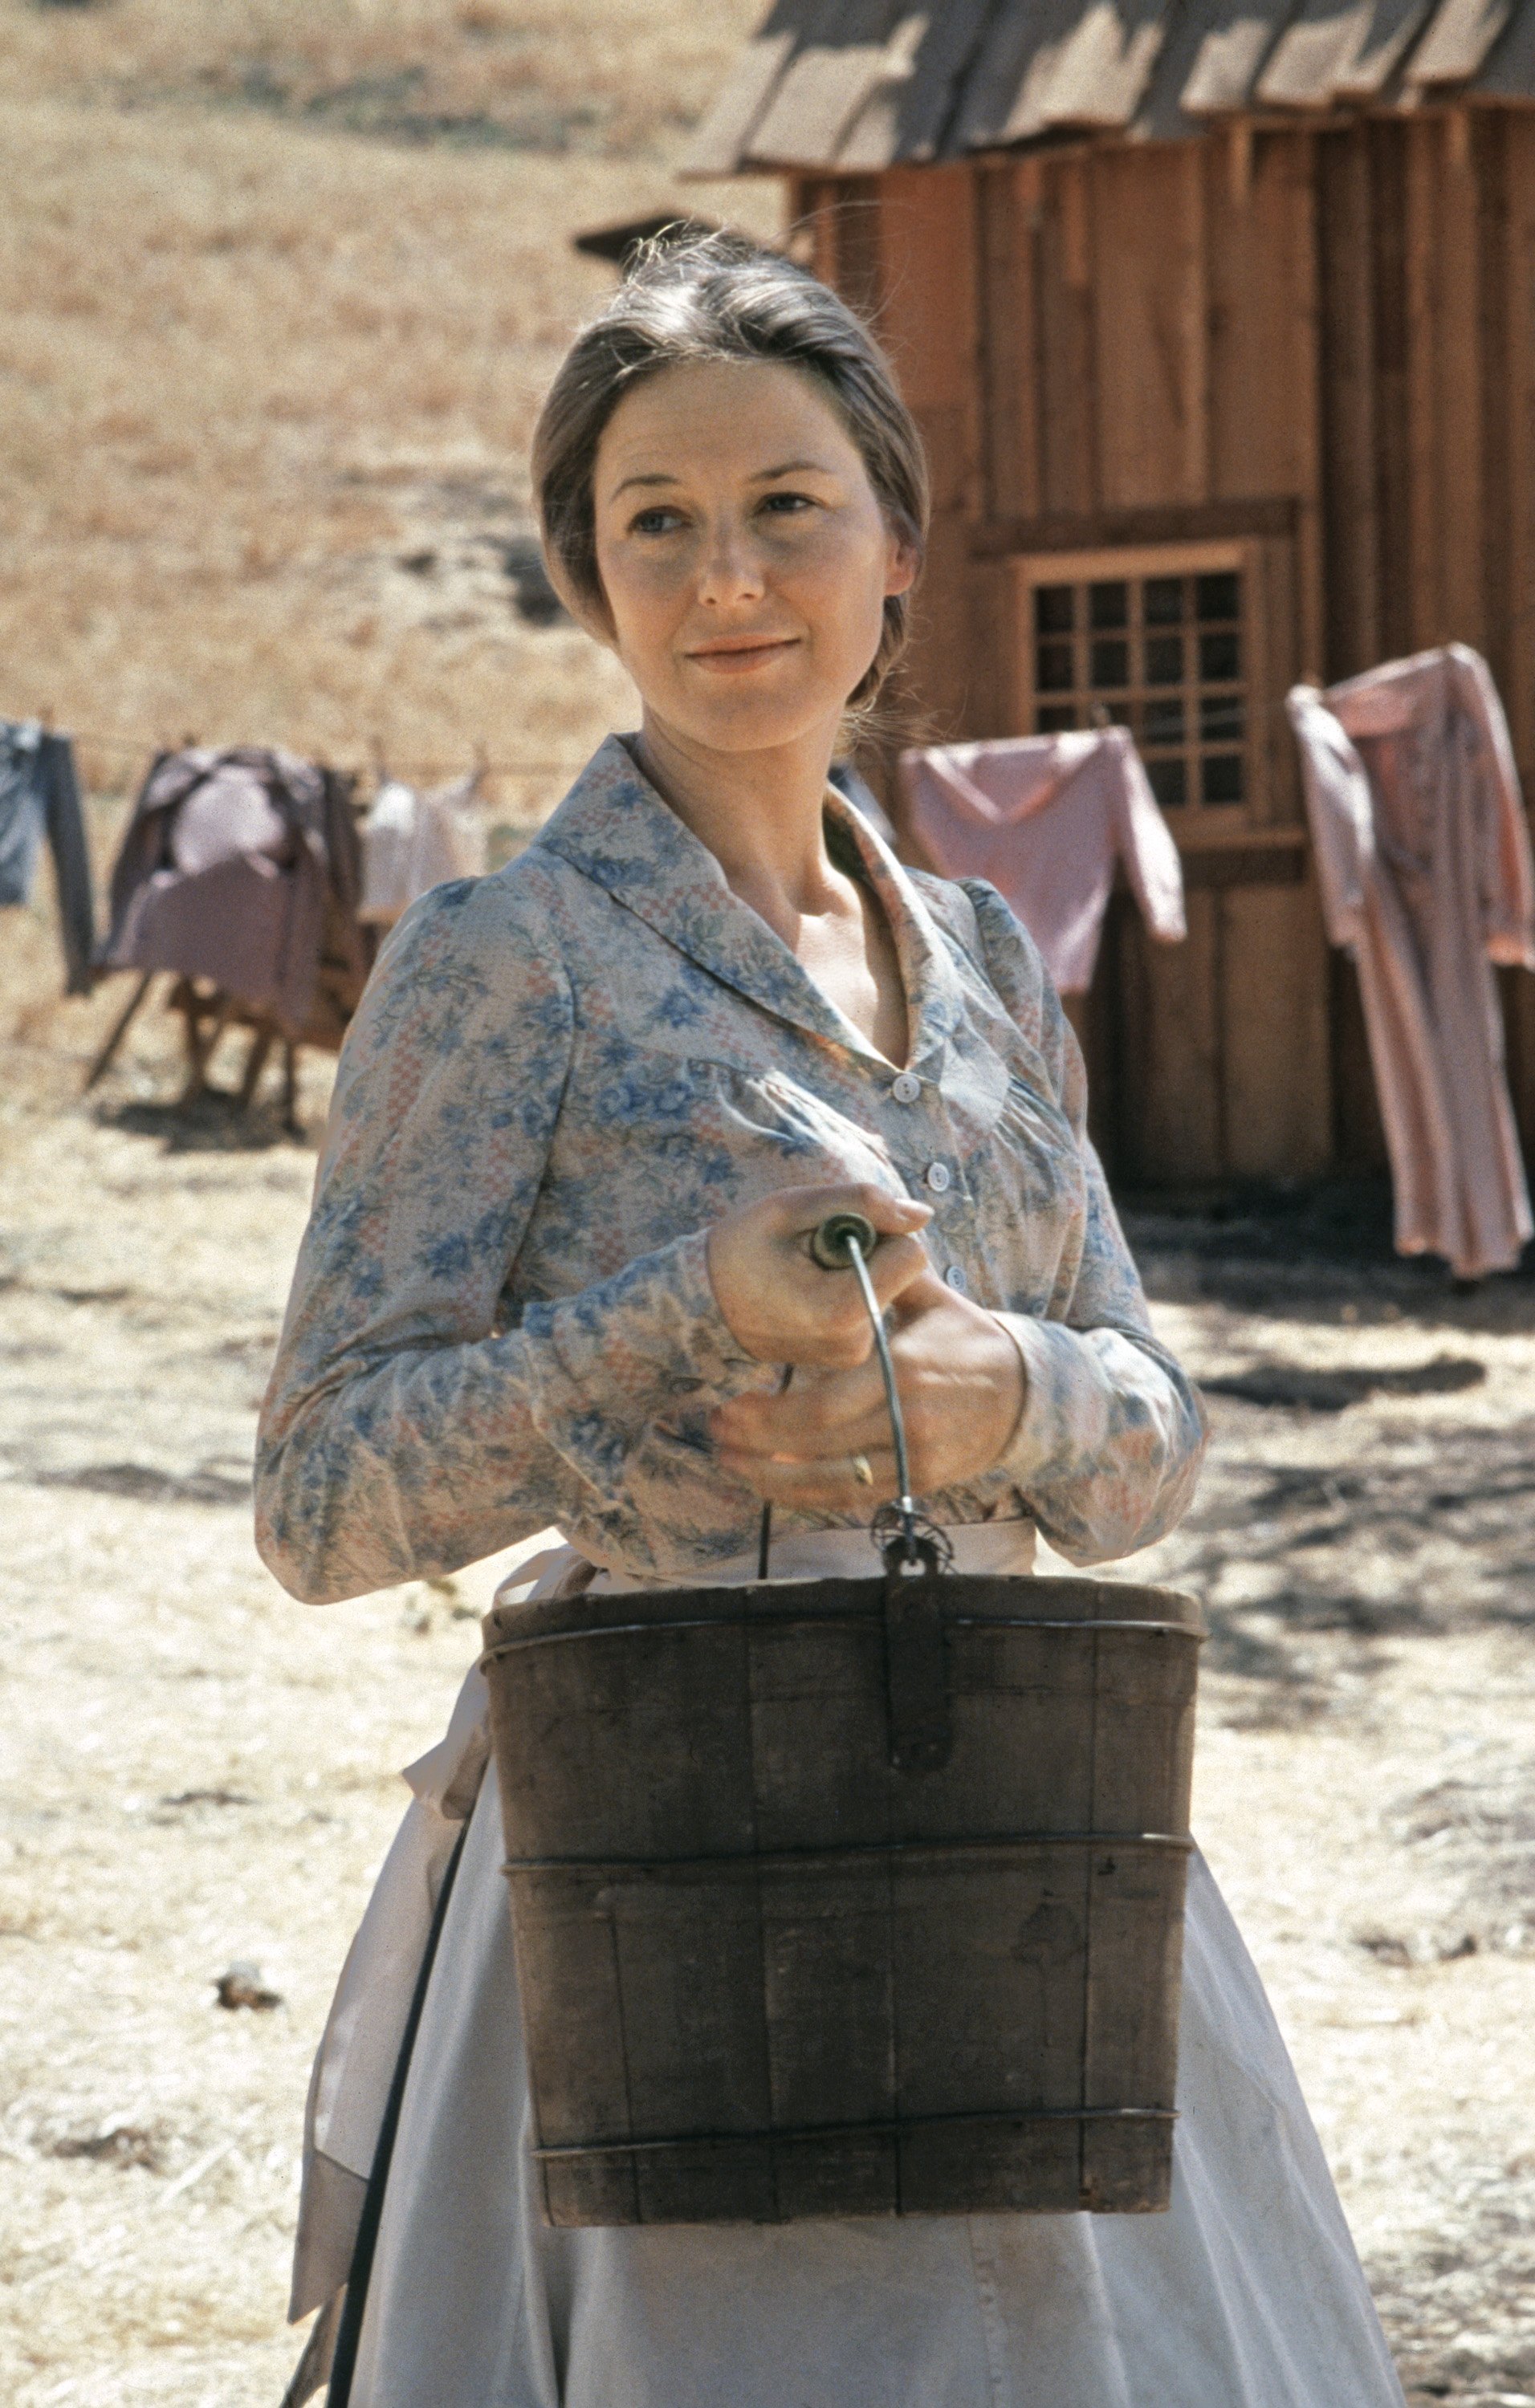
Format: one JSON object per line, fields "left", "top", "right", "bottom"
{"left": 684, "top": 637, "right": 800, "bottom": 674}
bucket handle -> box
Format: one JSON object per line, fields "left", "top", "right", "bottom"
{"left": 808, "top": 1209, "right": 928, "bottom": 1568}
{"left": 755, "top": 1209, "right": 954, "bottom": 1773}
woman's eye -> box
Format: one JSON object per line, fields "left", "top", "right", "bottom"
{"left": 629, "top": 506, "right": 684, "bottom": 536}
{"left": 761, "top": 491, "right": 815, "bottom": 517}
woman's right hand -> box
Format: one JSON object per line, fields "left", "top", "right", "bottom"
{"left": 706, "top": 1182, "right": 932, "bottom": 1368}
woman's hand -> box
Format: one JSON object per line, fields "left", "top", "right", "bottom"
{"left": 710, "top": 1269, "right": 1026, "bottom": 1507}
{"left": 706, "top": 1182, "right": 933, "bottom": 1367}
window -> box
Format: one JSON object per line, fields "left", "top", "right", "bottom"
{"left": 1019, "top": 547, "right": 1256, "bottom": 817}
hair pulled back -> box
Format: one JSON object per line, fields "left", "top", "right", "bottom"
{"left": 532, "top": 230, "right": 929, "bottom": 707}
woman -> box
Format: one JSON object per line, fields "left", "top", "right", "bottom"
{"left": 258, "top": 234, "right": 1405, "bottom": 2408}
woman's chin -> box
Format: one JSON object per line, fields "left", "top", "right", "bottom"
{"left": 653, "top": 681, "right": 854, "bottom": 759}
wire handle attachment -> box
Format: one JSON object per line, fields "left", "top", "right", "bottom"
{"left": 808, "top": 1210, "right": 925, "bottom": 1568}
{"left": 808, "top": 1210, "right": 879, "bottom": 1270}
{"left": 754, "top": 1209, "right": 955, "bottom": 1585}
{"left": 812, "top": 1212, "right": 955, "bottom": 1768}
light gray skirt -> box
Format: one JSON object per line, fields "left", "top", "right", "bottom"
{"left": 286, "top": 1527, "right": 1407, "bottom": 2408}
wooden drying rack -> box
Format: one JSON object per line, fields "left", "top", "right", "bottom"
{"left": 83, "top": 974, "right": 305, "bottom": 1132}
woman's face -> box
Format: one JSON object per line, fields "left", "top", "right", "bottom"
{"left": 588, "top": 357, "right": 916, "bottom": 757}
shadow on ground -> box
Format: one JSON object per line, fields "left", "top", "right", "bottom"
{"left": 24, "top": 1459, "right": 254, "bottom": 1507}
{"left": 1123, "top": 1178, "right": 1535, "bottom": 1331}
{"left": 94, "top": 1092, "right": 310, "bottom": 1154}
{"left": 1167, "top": 1413, "right": 1535, "bottom": 1744}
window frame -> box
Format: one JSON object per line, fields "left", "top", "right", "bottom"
{"left": 1012, "top": 537, "right": 1282, "bottom": 836}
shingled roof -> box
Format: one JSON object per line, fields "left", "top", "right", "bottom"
{"left": 683, "top": 0, "right": 1535, "bottom": 174}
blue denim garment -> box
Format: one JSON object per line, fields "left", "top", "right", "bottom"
{"left": 0, "top": 722, "right": 96, "bottom": 994}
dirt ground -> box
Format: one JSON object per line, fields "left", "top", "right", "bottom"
{"left": 2, "top": 867, "right": 1533, "bottom": 2408}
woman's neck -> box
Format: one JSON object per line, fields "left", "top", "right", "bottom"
{"left": 630, "top": 710, "right": 910, "bottom": 1068}
{"left": 633, "top": 711, "right": 845, "bottom": 942}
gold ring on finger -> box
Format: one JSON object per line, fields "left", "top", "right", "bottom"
{"left": 852, "top": 1452, "right": 874, "bottom": 1487}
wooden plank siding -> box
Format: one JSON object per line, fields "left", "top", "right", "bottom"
{"left": 975, "top": 163, "right": 1041, "bottom": 524}
{"left": 805, "top": 119, "right": 1535, "bottom": 1183}
{"left": 872, "top": 167, "right": 996, "bottom": 741}
{"left": 1090, "top": 147, "right": 1207, "bottom": 511}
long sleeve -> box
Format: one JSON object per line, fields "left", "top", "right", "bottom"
{"left": 1449, "top": 645, "right": 1535, "bottom": 970}
{"left": 1110, "top": 730, "right": 1186, "bottom": 947}
{"left": 1287, "top": 686, "right": 1374, "bottom": 951}
{"left": 960, "top": 878, "right": 1207, "bottom": 1564}
{"left": 254, "top": 876, "right": 762, "bottom": 1604}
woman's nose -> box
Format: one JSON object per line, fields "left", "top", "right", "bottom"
{"left": 695, "top": 519, "right": 766, "bottom": 608}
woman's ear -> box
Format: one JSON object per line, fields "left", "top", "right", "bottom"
{"left": 884, "top": 534, "right": 919, "bottom": 601}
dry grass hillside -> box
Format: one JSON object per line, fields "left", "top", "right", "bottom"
{"left": 0, "top": 0, "right": 776, "bottom": 833}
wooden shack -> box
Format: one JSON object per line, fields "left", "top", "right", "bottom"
{"left": 686, "top": 1, "right": 1535, "bottom": 1190}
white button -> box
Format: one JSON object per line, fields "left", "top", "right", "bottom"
{"left": 924, "top": 1161, "right": 951, "bottom": 1194}
{"left": 944, "top": 1264, "right": 967, "bottom": 1293}
{"left": 890, "top": 1072, "right": 922, "bottom": 1104}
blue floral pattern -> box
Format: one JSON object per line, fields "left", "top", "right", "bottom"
{"left": 255, "top": 738, "right": 1206, "bottom": 1601}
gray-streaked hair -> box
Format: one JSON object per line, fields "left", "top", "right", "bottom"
{"left": 532, "top": 230, "right": 929, "bottom": 707}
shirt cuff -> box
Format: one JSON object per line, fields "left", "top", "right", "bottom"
{"left": 990, "top": 1310, "right": 1108, "bottom": 1487}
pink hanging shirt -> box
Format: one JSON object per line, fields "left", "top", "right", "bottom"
{"left": 897, "top": 729, "right": 1187, "bottom": 995}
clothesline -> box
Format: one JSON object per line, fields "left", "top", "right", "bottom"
{"left": 14, "top": 724, "right": 584, "bottom": 785}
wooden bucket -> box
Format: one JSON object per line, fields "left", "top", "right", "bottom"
{"left": 481, "top": 1556, "right": 1203, "bottom": 2228}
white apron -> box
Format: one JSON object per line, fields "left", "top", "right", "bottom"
{"left": 283, "top": 1526, "right": 1406, "bottom": 2408}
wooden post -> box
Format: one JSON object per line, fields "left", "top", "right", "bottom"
{"left": 1180, "top": 144, "right": 1211, "bottom": 505}
{"left": 1478, "top": 112, "right": 1513, "bottom": 700}
{"left": 1502, "top": 117, "right": 1535, "bottom": 786}
{"left": 1317, "top": 125, "right": 1381, "bottom": 676}
{"left": 177, "top": 994, "right": 234, "bottom": 1110}
{"left": 1293, "top": 132, "right": 1328, "bottom": 695}
{"left": 82, "top": 971, "right": 153, "bottom": 1096}
{"left": 236, "top": 1026, "right": 275, "bottom": 1114}
{"left": 1405, "top": 116, "right": 1442, "bottom": 649}
{"left": 1370, "top": 122, "right": 1412, "bottom": 663}
{"left": 1439, "top": 106, "right": 1488, "bottom": 653}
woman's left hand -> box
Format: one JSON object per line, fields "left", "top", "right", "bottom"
{"left": 710, "top": 1271, "right": 1025, "bottom": 1507}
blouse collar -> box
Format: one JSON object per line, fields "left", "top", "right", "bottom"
{"left": 535, "top": 736, "right": 967, "bottom": 1073}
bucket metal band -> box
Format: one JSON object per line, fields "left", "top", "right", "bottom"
{"left": 481, "top": 1612, "right": 1203, "bottom": 1661}
{"left": 531, "top": 2104, "right": 1179, "bottom": 2162}
{"left": 503, "top": 1830, "right": 1195, "bottom": 1873}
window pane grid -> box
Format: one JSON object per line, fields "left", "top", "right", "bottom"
{"left": 1030, "top": 568, "right": 1245, "bottom": 810}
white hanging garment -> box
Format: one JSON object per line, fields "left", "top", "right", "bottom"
{"left": 360, "top": 771, "right": 487, "bottom": 925}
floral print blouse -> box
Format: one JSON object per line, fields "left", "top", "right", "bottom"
{"left": 255, "top": 738, "right": 1205, "bottom": 1602}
